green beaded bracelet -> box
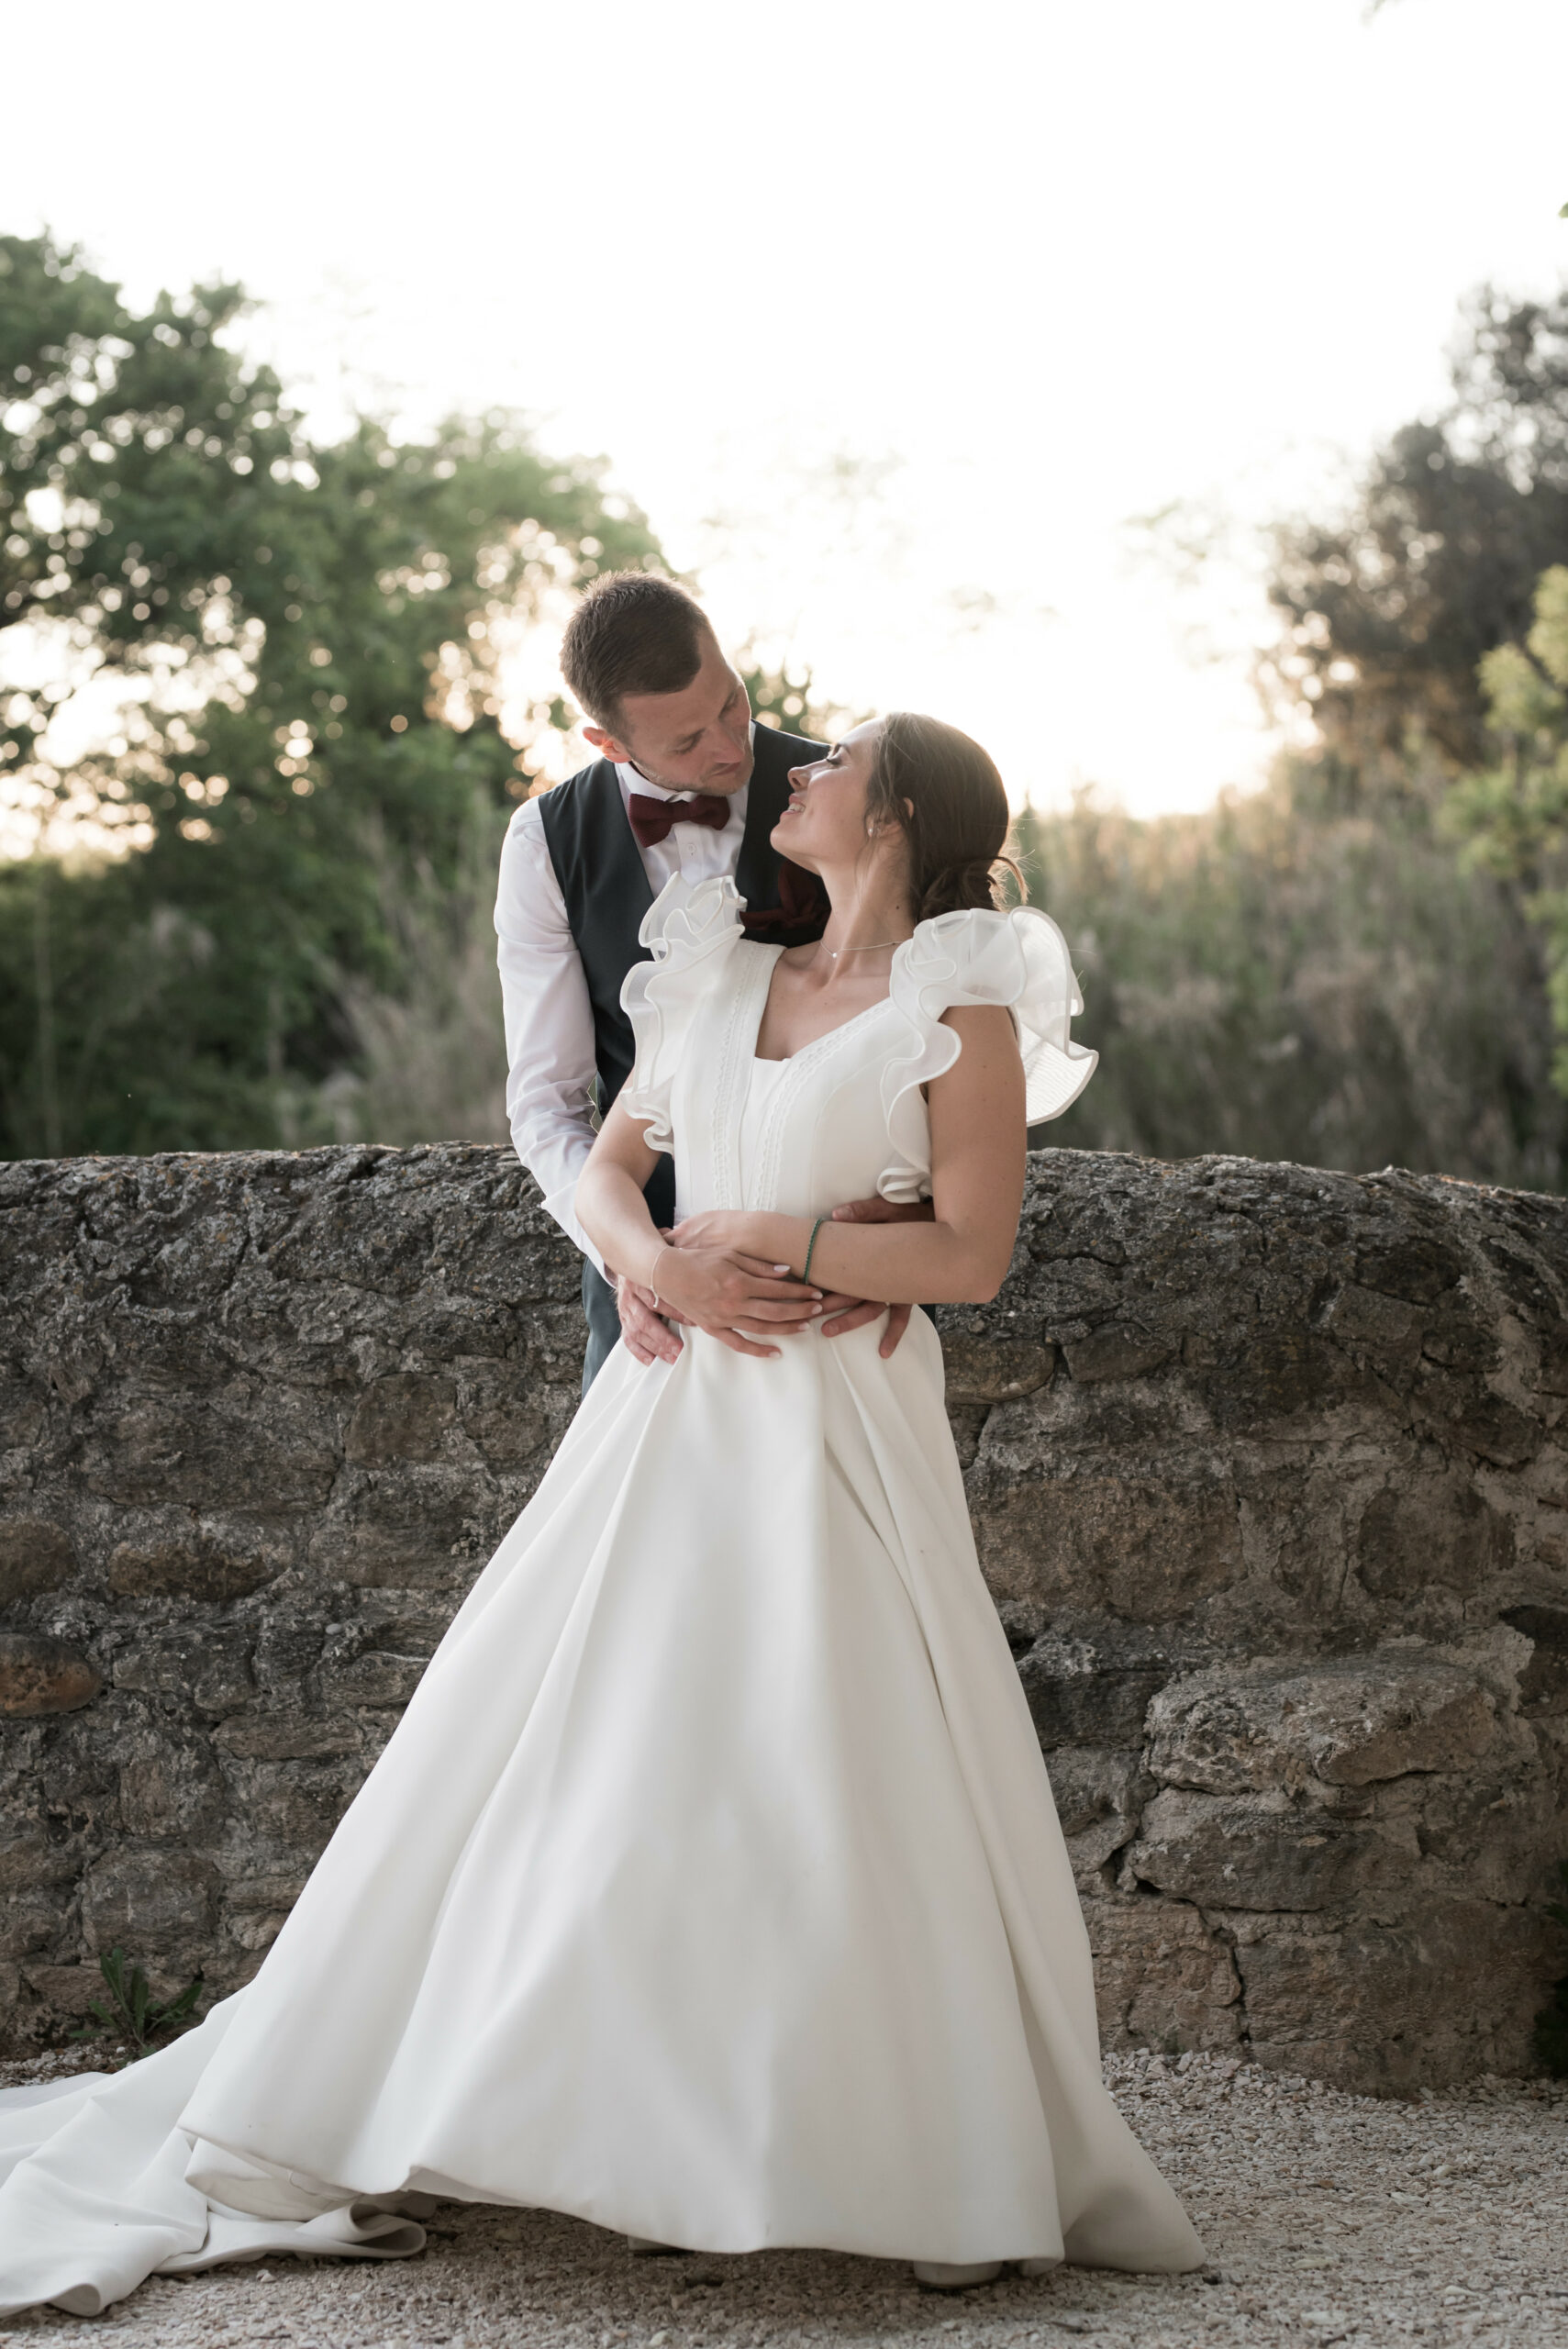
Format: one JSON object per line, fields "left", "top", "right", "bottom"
{"left": 801, "top": 1215, "right": 827, "bottom": 1286}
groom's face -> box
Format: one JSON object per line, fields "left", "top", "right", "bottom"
{"left": 590, "top": 630, "right": 754, "bottom": 796}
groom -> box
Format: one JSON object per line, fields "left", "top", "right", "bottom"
{"left": 495, "top": 572, "right": 917, "bottom": 1389}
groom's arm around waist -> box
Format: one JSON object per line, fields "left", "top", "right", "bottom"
{"left": 494, "top": 796, "right": 607, "bottom": 1273}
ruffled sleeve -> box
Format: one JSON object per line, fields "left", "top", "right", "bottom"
{"left": 617, "top": 874, "right": 747, "bottom": 1152}
{"left": 878, "top": 905, "right": 1097, "bottom": 1201}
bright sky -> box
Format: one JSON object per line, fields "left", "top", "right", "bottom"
{"left": 5, "top": 0, "right": 1566, "bottom": 814}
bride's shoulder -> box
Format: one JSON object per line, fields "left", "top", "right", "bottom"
{"left": 898, "top": 901, "right": 1072, "bottom": 993}
{"left": 890, "top": 903, "right": 1097, "bottom": 1127}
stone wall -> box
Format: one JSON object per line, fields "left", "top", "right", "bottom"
{"left": 1, "top": 1143, "right": 1564, "bottom": 2093}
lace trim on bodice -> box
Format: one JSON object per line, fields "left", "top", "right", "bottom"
{"left": 706, "top": 945, "right": 776, "bottom": 1210}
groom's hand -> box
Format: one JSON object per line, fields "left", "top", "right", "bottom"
{"left": 615, "top": 1273, "right": 685, "bottom": 1368}
{"left": 664, "top": 1214, "right": 828, "bottom": 1357}
{"left": 818, "top": 1196, "right": 937, "bottom": 1359}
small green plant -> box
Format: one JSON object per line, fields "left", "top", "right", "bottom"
{"left": 1531, "top": 1862, "right": 1568, "bottom": 2079}
{"left": 69, "top": 1948, "right": 204, "bottom": 2064}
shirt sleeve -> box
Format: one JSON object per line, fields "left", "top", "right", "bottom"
{"left": 494, "top": 799, "right": 606, "bottom": 1274}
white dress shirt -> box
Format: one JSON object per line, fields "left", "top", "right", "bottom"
{"left": 495, "top": 744, "right": 753, "bottom": 1270}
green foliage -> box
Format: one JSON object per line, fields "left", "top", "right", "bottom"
{"left": 9, "top": 229, "right": 1567, "bottom": 1187}
{"left": 735, "top": 649, "right": 864, "bottom": 747}
{"left": 317, "top": 786, "right": 514, "bottom": 1149}
{"left": 1017, "top": 763, "right": 1567, "bottom": 1190}
{"left": 68, "top": 1946, "right": 204, "bottom": 2062}
{"left": 0, "top": 230, "right": 665, "bottom": 1156}
{"left": 1531, "top": 1861, "right": 1568, "bottom": 2077}
{"left": 1266, "top": 291, "right": 1568, "bottom": 801}
{"left": 1446, "top": 565, "right": 1568, "bottom": 1096}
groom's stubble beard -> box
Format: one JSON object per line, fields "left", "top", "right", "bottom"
{"left": 623, "top": 719, "right": 756, "bottom": 800}
{"left": 628, "top": 747, "right": 755, "bottom": 798}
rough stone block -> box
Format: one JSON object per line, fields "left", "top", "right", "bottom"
{"left": 1147, "top": 1653, "right": 1501, "bottom": 1796}
{"left": 1045, "top": 1747, "right": 1148, "bottom": 1840}
{"left": 1017, "top": 1631, "right": 1174, "bottom": 1750}
{"left": 216, "top": 1712, "right": 362, "bottom": 1762}
{"left": 1353, "top": 1230, "right": 1465, "bottom": 1305}
{"left": 1084, "top": 1894, "right": 1243, "bottom": 2054}
{"left": 0, "top": 1835, "right": 80, "bottom": 1901}
{"left": 107, "top": 1539, "right": 278, "bottom": 1601}
{"left": 20, "top": 1965, "right": 104, "bottom": 2018}
{"left": 111, "top": 1628, "right": 254, "bottom": 1719}
{"left": 1127, "top": 1786, "right": 1391, "bottom": 1912}
{"left": 84, "top": 1386, "right": 339, "bottom": 1510}
{"left": 1227, "top": 1900, "right": 1555, "bottom": 2092}
{"left": 977, "top": 1467, "right": 1243, "bottom": 1620}
{"left": 0, "top": 1519, "right": 76, "bottom": 1604}
{"left": 940, "top": 1333, "right": 1057, "bottom": 1404}
{"left": 1046, "top": 1747, "right": 1151, "bottom": 1882}
{"left": 1198, "top": 1327, "right": 1387, "bottom": 1437}
{"left": 1356, "top": 1475, "right": 1514, "bottom": 1600}
{"left": 1062, "top": 1328, "right": 1173, "bottom": 1385}
{"left": 83, "top": 1848, "right": 219, "bottom": 1956}
{"left": 320, "top": 1652, "right": 428, "bottom": 1708}
{"left": 1412, "top": 1372, "right": 1542, "bottom": 1469}
{"left": 345, "top": 1375, "right": 457, "bottom": 1466}
{"left": 457, "top": 1365, "right": 552, "bottom": 1469}
{"left": 115, "top": 1724, "right": 227, "bottom": 1841}
{"left": 0, "top": 1634, "right": 103, "bottom": 1717}
{"left": 229, "top": 1764, "right": 363, "bottom": 1854}
{"left": 323, "top": 1470, "right": 479, "bottom": 1586}
{"left": 1405, "top": 1762, "right": 1562, "bottom": 1898}
{"left": 1502, "top": 1603, "right": 1568, "bottom": 1715}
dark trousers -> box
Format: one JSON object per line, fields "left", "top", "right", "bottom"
{"left": 581, "top": 1257, "right": 623, "bottom": 1396}
{"left": 580, "top": 1155, "right": 677, "bottom": 1397}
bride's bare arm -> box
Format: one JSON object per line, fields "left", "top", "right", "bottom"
{"left": 575, "top": 1102, "right": 827, "bottom": 1360}
{"left": 685, "top": 1007, "right": 1027, "bottom": 1306}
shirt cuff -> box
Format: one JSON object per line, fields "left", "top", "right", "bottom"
{"left": 541, "top": 1176, "right": 608, "bottom": 1282}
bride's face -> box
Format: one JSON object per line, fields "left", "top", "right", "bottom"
{"left": 772, "top": 721, "right": 893, "bottom": 874}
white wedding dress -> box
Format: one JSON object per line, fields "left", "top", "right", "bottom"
{"left": 0, "top": 877, "right": 1203, "bottom": 2317}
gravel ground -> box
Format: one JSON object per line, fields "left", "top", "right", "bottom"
{"left": 0, "top": 2049, "right": 1563, "bottom": 2347}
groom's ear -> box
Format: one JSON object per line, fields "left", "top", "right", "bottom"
{"left": 583, "top": 723, "right": 630, "bottom": 763}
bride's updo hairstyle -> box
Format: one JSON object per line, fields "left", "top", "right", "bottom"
{"left": 865, "top": 712, "right": 1026, "bottom": 919}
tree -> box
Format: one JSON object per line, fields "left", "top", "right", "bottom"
{"left": 0, "top": 232, "right": 664, "bottom": 1155}
{"left": 1013, "top": 768, "right": 1567, "bottom": 1191}
{"left": 734, "top": 649, "right": 865, "bottom": 748}
{"left": 1265, "top": 290, "right": 1568, "bottom": 802}
{"left": 1445, "top": 563, "right": 1568, "bottom": 1092}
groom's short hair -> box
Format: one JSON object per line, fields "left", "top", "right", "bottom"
{"left": 561, "top": 573, "right": 713, "bottom": 731}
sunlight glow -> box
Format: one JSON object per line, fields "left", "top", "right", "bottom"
{"left": 3, "top": 0, "right": 1566, "bottom": 820}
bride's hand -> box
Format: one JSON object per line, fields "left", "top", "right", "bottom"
{"left": 664, "top": 1210, "right": 751, "bottom": 1254}
{"left": 666, "top": 1214, "right": 828, "bottom": 1351}
{"left": 652, "top": 1240, "right": 822, "bottom": 1361}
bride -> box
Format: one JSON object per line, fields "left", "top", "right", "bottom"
{"left": 0, "top": 714, "right": 1203, "bottom": 2317}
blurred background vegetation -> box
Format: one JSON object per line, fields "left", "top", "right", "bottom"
{"left": 5, "top": 231, "right": 1568, "bottom": 1186}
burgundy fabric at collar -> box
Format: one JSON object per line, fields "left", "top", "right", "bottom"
{"left": 627, "top": 792, "right": 732, "bottom": 848}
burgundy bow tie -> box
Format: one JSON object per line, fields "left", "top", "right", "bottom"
{"left": 627, "top": 791, "right": 732, "bottom": 849}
